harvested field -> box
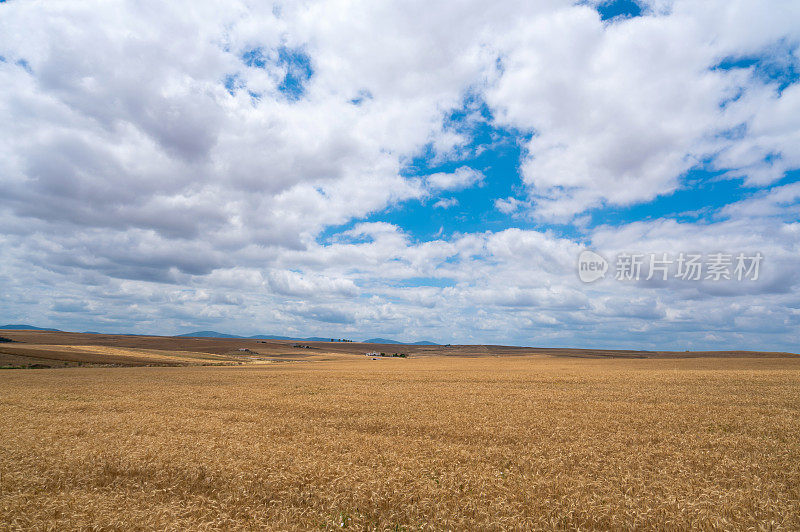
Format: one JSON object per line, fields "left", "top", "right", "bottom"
{"left": 0, "top": 330, "right": 795, "bottom": 369}
{"left": 0, "top": 331, "right": 349, "bottom": 368}
{"left": 1, "top": 354, "right": 799, "bottom": 530}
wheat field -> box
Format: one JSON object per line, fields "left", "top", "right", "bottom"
{"left": 1, "top": 355, "right": 799, "bottom": 530}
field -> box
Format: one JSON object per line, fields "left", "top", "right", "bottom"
{"left": 0, "top": 330, "right": 794, "bottom": 369}
{"left": 1, "top": 333, "right": 799, "bottom": 530}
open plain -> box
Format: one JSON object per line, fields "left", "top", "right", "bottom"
{"left": 1, "top": 331, "right": 799, "bottom": 530}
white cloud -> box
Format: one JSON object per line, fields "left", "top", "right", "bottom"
{"left": 267, "top": 270, "right": 359, "bottom": 298}
{"left": 485, "top": 0, "right": 800, "bottom": 220}
{"left": 427, "top": 167, "right": 484, "bottom": 191}
{"left": 495, "top": 197, "right": 523, "bottom": 214}
{"left": 0, "top": 0, "right": 798, "bottom": 349}
{"left": 433, "top": 197, "right": 458, "bottom": 209}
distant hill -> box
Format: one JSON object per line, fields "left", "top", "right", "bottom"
{"left": 361, "top": 338, "right": 438, "bottom": 345}
{"left": 363, "top": 338, "right": 403, "bottom": 344}
{"left": 176, "top": 330, "right": 438, "bottom": 345}
{"left": 247, "top": 334, "right": 334, "bottom": 341}
{"left": 0, "top": 324, "right": 62, "bottom": 332}
{"left": 175, "top": 331, "right": 243, "bottom": 339}
{"left": 247, "top": 334, "right": 294, "bottom": 340}
{"left": 177, "top": 331, "right": 354, "bottom": 342}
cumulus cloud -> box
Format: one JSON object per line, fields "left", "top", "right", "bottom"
{"left": 494, "top": 197, "right": 523, "bottom": 214}
{"left": 0, "top": 0, "right": 798, "bottom": 350}
{"left": 486, "top": 0, "right": 800, "bottom": 219}
{"left": 427, "top": 167, "right": 484, "bottom": 191}
{"left": 433, "top": 198, "right": 458, "bottom": 209}
{"left": 267, "top": 270, "right": 359, "bottom": 298}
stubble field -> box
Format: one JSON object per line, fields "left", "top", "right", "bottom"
{"left": 1, "top": 354, "right": 799, "bottom": 530}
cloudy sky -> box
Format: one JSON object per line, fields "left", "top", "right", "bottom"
{"left": 1, "top": 0, "right": 798, "bottom": 350}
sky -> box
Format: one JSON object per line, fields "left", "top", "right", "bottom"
{"left": 0, "top": 0, "right": 799, "bottom": 350}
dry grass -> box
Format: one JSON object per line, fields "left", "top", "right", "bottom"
{"left": 1, "top": 330, "right": 795, "bottom": 369}
{"left": 0, "top": 344, "right": 244, "bottom": 366}
{"left": 0, "top": 334, "right": 348, "bottom": 368}
{"left": 1, "top": 356, "right": 799, "bottom": 530}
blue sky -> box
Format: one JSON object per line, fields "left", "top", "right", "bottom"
{"left": 317, "top": 97, "right": 546, "bottom": 243}
{"left": 1, "top": 0, "right": 799, "bottom": 350}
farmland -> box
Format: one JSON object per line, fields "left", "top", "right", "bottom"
{"left": 0, "top": 330, "right": 793, "bottom": 369}
{"left": 1, "top": 332, "right": 799, "bottom": 530}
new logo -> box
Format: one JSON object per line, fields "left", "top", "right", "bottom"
{"left": 577, "top": 250, "right": 608, "bottom": 283}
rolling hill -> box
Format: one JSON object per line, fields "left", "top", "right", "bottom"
{"left": 0, "top": 324, "right": 62, "bottom": 332}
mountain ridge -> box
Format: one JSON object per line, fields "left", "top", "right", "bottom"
{"left": 178, "top": 330, "right": 438, "bottom": 345}
{"left": 0, "top": 324, "right": 62, "bottom": 332}
{"left": 0, "top": 325, "right": 438, "bottom": 345}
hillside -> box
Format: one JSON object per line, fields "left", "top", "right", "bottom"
{"left": 0, "top": 329, "right": 796, "bottom": 369}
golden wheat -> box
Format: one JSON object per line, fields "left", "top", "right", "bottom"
{"left": 1, "top": 355, "right": 799, "bottom": 530}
